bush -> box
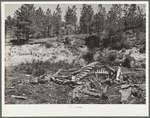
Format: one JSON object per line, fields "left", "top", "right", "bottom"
{"left": 45, "top": 42, "right": 53, "bottom": 48}
{"left": 102, "top": 30, "right": 131, "bottom": 50}
{"left": 10, "top": 38, "right": 28, "bottom": 45}
{"left": 82, "top": 51, "right": 94, "bottom": 63}
{"left": 84, "top": 35, "right": 100, "bottom": 49}
{"left": 107, "top": 52, "right": 117, "bottom": 61}
{"left": 112, "top": 60, "right": 122, "bottom": 66}
{"left": 32, "top": 68, "right": 46, "bottom": 77}
{"left": 139, "top": 45, "right": 146, "bottom": 54}
{"left": 102, "top": 31, "right": 123, "bottom": 49}
{"left": 122, "top": 54, "right": 135, "bottom": 68}
{"left": 110, "top": 33, "right": 125, "bottom": 50}
{"left": 63, "top": 37, "right": 70, "bottom": 45}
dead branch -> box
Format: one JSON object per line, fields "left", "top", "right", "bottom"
{"left": 11, "top": 95, "right": 27, "bottom": 100}
{"left": 53, "top": 69, "right": 62, "bottom": 77}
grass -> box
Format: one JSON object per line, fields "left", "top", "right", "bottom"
{"left": 5, "top": 60, "right": 74, "bottom": 104}
{"left": 13, "top": 60, "right": 75, "bottom": 77}
{"left": 5, "top": 60, "right": 146, "bottom": 104}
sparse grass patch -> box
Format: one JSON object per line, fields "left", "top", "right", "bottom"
{"left": 14, "top": 60, "right": 75, "bottom": 77}
{"left": 65, "top": 37, "right": 86, "bottom": 56}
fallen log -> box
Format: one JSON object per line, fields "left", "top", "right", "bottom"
{"left": 11, "top": 95, "right": 27, "bottom": 100}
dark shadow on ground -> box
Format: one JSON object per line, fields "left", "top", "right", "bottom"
{"left": 10, "top": 39, "right": 29, "bottom": 45}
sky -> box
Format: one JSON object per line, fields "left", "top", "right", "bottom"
{"left": 5, "top": 4, "right": 146, "bottom": 21}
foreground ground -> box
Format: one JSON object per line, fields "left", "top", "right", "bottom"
{"left": 5, "top": 64, "right": 146, "bottom": 104}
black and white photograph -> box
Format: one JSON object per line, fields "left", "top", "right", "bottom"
{"left": 2, "top": 1, "right": 149, "bottom": 117}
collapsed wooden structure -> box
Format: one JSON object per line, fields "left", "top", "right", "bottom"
{"left": 33, "top": 62, "right": 123, "bottom": 102}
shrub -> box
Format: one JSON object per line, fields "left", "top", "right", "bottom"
{"left": 107, "top": 52, "right": 117, "bottom": 61}
{"left": 112, "top": 60, "right": 122, "bottom": 66}
{"left": 102, "top": 31, "right": 123, "bottom": 49}
{"left": 82, "top": 51, "right": 94, "bottom": 63}
{"left": 102, "top": 30, "right": 131, "bottom": 50}
{"left": 92, "top": 50, "right": 118, "bottom": 65}
{"left": 122, "top": 54, "right": 135, "bottom": 68}
{"left": 139, "top": 46, "right": 145, "bottom": 54}
{"left": 63, "top": 37, "right": 70, "bottom": 45}
{"left": 84, "top": 35, "right": 100, "bottom": 49}
{"left": 32, "top": 68, "right": 46, "bottom": 77}
{"left": 102, "top": 37, "right": 109, "bottom": 48}
{"left": 139, "top": 45, "right": 146, "bottom": 54}
{"left": 10, "top": 38, "right": 28, "bottom": 45}
{"left": 109, "top": 32, "right": 125, "bottom": 50}
{"left": 45, "top": 42, "right": 53, "bottom": 48}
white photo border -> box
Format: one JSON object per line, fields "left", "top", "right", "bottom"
{"left": 1, "top": 1, "right": 149, "bottom": 117}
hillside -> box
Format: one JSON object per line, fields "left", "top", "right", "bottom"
{"left": 5, "top": 30, "right": 146, "bottom": 104}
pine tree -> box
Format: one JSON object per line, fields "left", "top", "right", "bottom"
{"left": 32, "top": 7, "right": 45, "bottom": 38}
{"left": 52, "top": 5, "right": 62, "bottom": 39}
{"left": 122, "top": 4, "right": 145, "bottom": 31}
{"left": 106, "top": 4, "right": 123, "bottom": 35}
{"left": 122, "top": 4, "right": 130, "bottom": 30}
{"left": 93, "top": 4, "right": 106, "bottom": 37}
{"left": 64, "top": 5, "right": 77, "bottom": 34}
{"left": 80, "top": 4, "right": 94, "bottom": 34}
{"left": 5, "top": 16, "right": 12, "bottom": 37}
{"left": 45, "top": 8, "right": 52, "bottom": 37}
{"left": 14, "top": 4, "right": 35, "bottom": 40}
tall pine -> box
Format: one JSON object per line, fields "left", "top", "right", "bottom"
{"left": 45, "top": 8, "right": 52, "bottom": 37}
{"left": 80, "top": 4, "right": 94, "bottom": 34}
{"left": 33, "top": 7, "right": 45, "bottom": 38}
{"left": 64, "top": 5, "right": 77, "bottom": 34}
{"left": 14, "top": 4, "right": 35, "bottom": 40}
{"left": 53, "top": 5, "right": 62, "bottom": 39}
{"left": 93, "top": 4, "right": 106, "bottom": 37}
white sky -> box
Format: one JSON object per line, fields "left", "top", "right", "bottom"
{"left": 5, "top": 4, "right": 146, "bottom": 21}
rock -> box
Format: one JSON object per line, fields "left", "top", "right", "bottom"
{"left": 119, "top": 87, "right": 132, "bottom": 103}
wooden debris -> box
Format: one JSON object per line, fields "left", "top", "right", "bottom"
{"left": 29, "top": 80, "right": 38, "bottom": 84}
{"left": 53, "top": 69, "right": 62, "bottom": 77}
{"left": 109, "top": 95, "right": 121, "bottom": 98}
{"left": 11, "top": 95, "right": 27, "bottom": 100}
{"left": 25, "top": 74, "right": 30, "bottom": 76}
{"left": 8, "top": 87, "right": 15, "bottom": 89}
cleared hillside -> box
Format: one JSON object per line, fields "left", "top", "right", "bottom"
{"left": 5, "top": 31, "right": 146, "bottom": 104}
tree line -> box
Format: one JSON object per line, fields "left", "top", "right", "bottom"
{"left": 5, "top": 4, "right": 146, "bottom": 40}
